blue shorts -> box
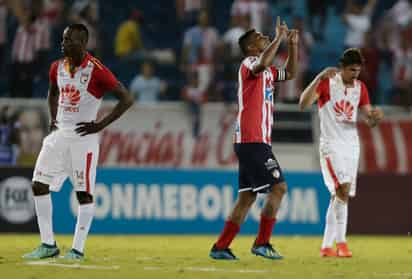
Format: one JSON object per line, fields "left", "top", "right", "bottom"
{"left": 234, "top": 143, "right": 285, "bottom": 193}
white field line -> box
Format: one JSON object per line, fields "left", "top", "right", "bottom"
{"left": 372, "top": 272, "right": 412, "bottom": 277}
{"left": 143, "top": 266, "right": 272, "bottom": 273}
{"left": 24, "top": 260, "right": 120, "bottom": 270}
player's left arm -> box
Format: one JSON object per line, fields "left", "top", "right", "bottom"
{"left": 97, "top": 83, "right": 134, "bottom": 128}
{"left": 283, "top": 29, "right": 299, "bottom": 80}
{"left": 358, "top": 82, "right": 383, "bottom": 127}
{"left": 76, "top": 64, "right": 134, "bottom": 136}
{"left": 76, "top": 82, "right": 134, "bottom": 136}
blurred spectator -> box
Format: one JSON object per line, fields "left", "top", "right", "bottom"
{"left": 222, "top": 15, "right": 249, "bottom": 61}
{"left": 276, "top": 16, "right": 314, "bottom": 103}
{"left": 14, "top": 107, "right": 47, "bottom": 166}
{"left": 306, "top": 0, "right": 329, "bottom": 41}
{"left": 129, "top": 61, "right": 167, "bottom": 103}
{"left": 181, "top": 9, "right": 219, "bottom": 67}
{"left": 391, "top": 30, "right": 412, "bottom": 109}
{"left": 42, "top": 0, "right": 64, "bottom": 26}
{"left": 230, "top": 0, "right": 270, "bottom": 33}
{"left": 0, "top": 106, "right": 18, "bottom": 165}
{"left": 69, "top": 0, "right": 99, "bottom": 55}
{"left": 9, "top": 0, "right": 50, "bottom": 98}
{"left": 388, "top": 0, "right": 412, "bottom": 27}
{"left": 114, "top": 9, "right": 144, "bottom": 61}
{"left": 0, "top": 0, "right": 7, "bottom": 74}
{"left": 181, "top": 70, "right": 206, "bottom": 138}
{"left": 220, "top": 14, "right": 250, "bottom": 103}
{"left": 181, "top": 9, "right": 219, "bottom": 98}
{"left": 360, "top": 31, "right": 381, "bottom": 104}
{"left": 176, "top": 0, "right": 208, "bottom": 26}
{"left": 343, "top": 0, "right": 377, "bottom": 49}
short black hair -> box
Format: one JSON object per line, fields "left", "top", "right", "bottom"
{"left": 68, "top": 23, "right": 89, "bottom": 43}
{"left": 339, "top": 48, "right": 364, "bottom": 67}
{"left": 238, "top": 29, "right": 256, "bottom": 55}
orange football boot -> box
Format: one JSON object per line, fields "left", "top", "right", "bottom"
{"left": 336, "top": 242, "right": 352, "bottom": 257}
{"left": 320, "top": 247, "right": 337, "bottom": 257}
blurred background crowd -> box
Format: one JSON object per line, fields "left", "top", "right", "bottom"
{"left": 0, "top": 0, "right": 411, "bottom": 106}
{"left": 0, "top": 0, "right": 412, "bottom": 166}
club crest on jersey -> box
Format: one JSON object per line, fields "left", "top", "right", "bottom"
{"left": 80, "top": 72, "right": 89, "bottom": 84}
{"left": 333, "top": 100, "right": 354, "bottom": 121}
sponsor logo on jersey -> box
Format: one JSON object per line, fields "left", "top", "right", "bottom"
{"left": 333, "top": 100, "right": 354, "bottom": 121}
{"left": 60, "top": 84, "right": 81, "bottom": 106}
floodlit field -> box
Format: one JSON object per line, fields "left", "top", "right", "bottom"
{"left": 1, "top": 234, "right": 411, "bottom": 279}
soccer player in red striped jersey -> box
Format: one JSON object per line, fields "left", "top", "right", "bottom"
{"left": 23, "top": 24, "right": 134, "bottom": 260}
{"left": 210, "top": 17, "right": 299, "bottom": 260}
{"left": 299, "top": 49, "right": 383, "bottom": 257}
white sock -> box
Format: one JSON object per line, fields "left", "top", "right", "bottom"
{"left": 333, "top": 197, "right": 348, "bottom": 244}
{"left": 321, "top": 198, "right": 336, "bottom": 249}
{"left": 34, "top": 194, "right": 55, "bottom": 246}
{"left": 72, "top": 203, "right": 95, "bottom": 253}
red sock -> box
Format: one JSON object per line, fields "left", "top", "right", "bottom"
{"left": 255, "top": 214, "right": 276, "bottom": 245}
{"left": 215, "top": 220, "right": 240, "bottom": 249}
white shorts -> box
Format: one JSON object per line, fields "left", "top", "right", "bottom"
{"left": 319, "top": 142, "right": 360, "bottom": 197}
{"left": 32, "top": 130, "right": 99, "bottom": 194}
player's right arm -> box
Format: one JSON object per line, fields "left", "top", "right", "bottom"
{"left": 48, "top": 61, "right": 59, "bottom": 132}
{"left": 252, "top": 16, "right": 288, "bottom": 75}
{"left": 299, "top": 67, "right": 337, "bottom": 110}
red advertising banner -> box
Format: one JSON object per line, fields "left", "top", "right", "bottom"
{"left": 348, "top": 174, "right": 412, "bottom": 234}
{"left": 358, "top": 119, "right": 412, "bottom": 173}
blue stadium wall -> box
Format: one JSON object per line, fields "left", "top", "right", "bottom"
{"left": 50, "top": 169, "right": 329, "bottom": 235}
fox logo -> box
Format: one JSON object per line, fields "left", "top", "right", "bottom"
{"left": 333, "top": 100, "right": 354, "bottom": 121}
{"left": 60, "top": 84, "right": 81, "bottom": 106}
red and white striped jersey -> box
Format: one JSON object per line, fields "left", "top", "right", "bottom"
{"left": 11, "top": 18, "right": 50, "bottom": 63}
{"left": 316, "top": 73, "right": 370, "bottom": 145}
{"left": 234, "top": 56, "right": 287, "bottom": 145}
{"left": 49, "top": 53, "right": 118, "bottom": 137}
{"left": 0, "top": 1, "right": 7, "bottom": 45}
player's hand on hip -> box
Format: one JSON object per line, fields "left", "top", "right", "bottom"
{"left": 75, "top": 121, "right": 103, "bottom": 136}
{"left": 319, "top": 67, "right": 338, "bottom": 80}
{"left": 49, "top": 120, "right": 58, "bottom": 132}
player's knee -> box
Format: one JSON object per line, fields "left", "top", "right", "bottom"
{"left": 76, "top": 191, "right": 93, "bottom": 204}
{"left": 336, "top": 186, "right": 350, "bottom": 202}
{"left": 32, "top": 181, "right": 50, "bottom": 196}
{"left": 238, "top": 192, "right": 257, "bottom": 207}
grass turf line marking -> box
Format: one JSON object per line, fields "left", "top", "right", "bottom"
{"left": 25, "top": 260, "right": 120, "bottom": 270}
{"left": 372, "top": 272, "right": 412, "bottom": 277}
{"left": 143, "top": 266, "right": 271, "bottom": 273}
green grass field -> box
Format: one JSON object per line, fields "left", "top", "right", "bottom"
{"left": 0, "top": 234, "right": 411, "bottom": 279}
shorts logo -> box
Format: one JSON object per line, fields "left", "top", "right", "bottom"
{"left": 264, "top": 158, "right": 278, "bottom": 170}
{"left": 36, "top": 170, "right": 53, "bottom": 179}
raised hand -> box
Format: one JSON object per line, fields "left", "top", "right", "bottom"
{"left": 275, "top": 16, "right": 288, "bottom": 40}
{"left": 287, "top": 29, "right": 299, "bottom": 44}
{"left": 319, "top": 67, "right": 338, "bottom": 80}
